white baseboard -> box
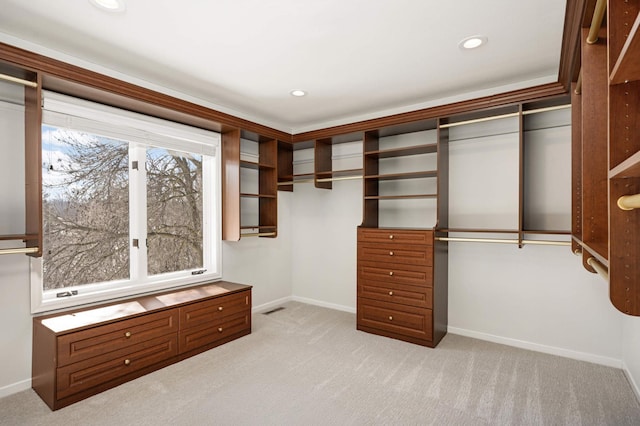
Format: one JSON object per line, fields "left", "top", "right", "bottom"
{"left": 622, "top": 360, "right": 640, "bottom": 404}
{"left": 291, "top": 296, "right": 356, "bottom": 314}
{"left": 0, "top": 378, "right": 31, "bottom": 400}
{"left": 448, "top": 326, "right": 622, "bottom": 368}
{"left": 252, "top": 296, "right": 293, "bottom": 314}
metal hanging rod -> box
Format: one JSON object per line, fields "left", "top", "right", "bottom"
{"left": 315, "top": 175, "right": 362, "bottom": 183}
{"left": 436, "top": 237, "right": 519, "bottom": 244}
{"left": 439, "top": 112, "right": 519, "bottom": 129}
{"left": 617, "top": 193, "right": 640, "bottom": 211}
{"left": 241, "top": 232, "right": 277, "bottom": 238}
{"left": 587, "top": 257, "right": 609, "bottom": 281}
{"left": 0, "top": 73, "right": 38, "bottom": 88}
{"left": 0, "top": 246, "right": 39, "bottom": 255}
{"left": 435, "top": 237, "right": 570, "bottom": 246}
{"left": 440, "top": 104, "right": 571, "bottom": 129}
{"left": 521, "top": 104, "right": 572, "bottom": 115}
{"left": 587, "top": 0, "right": 607, "bottom": 44}
{"left": 521, "top": 239, "right": 571, "bottom": 247}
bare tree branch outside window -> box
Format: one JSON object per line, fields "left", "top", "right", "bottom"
{"left": 42, "top": 126, "right": 203, "bottom": 291}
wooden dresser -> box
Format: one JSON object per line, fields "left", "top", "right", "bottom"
{"left": 357, "top": 228, "right": 447, "bottom": 347}
{"left": 32, "top": 281, "right": 251, "bottom": 410}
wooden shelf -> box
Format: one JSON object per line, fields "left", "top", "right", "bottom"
{"left": 240, "top": 160, "right": 275, "bottom": 170}
{"left": 610, "top": 10, "right": 640, "bottom": 84}
{"left": 609, "top": 150, "right": 640, "bottom": 178}
{"left": 364, "top": 143, "right": 438, "bottom": 159}
{"left": 315, "top": 168, "right": 363, "bottom": 179}
{"left": 0, "top": 234, "right": 39, "bottom": 241}
{"left": 522, "top": 230, "right": 571, "bottom": 235}
{"left": 240, "top": 193, "right": 277, "bottom": 199}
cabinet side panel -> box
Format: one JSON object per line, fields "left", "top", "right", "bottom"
{"left": 571, "top": 82, "right": 582, "bottom": 253}
{"left": 580, "top": 27, "right": 609, "bottom": 261}
{"left": 222, "top": 129, "right": 240, "bottom": 241}
{"left": 24, "top": 74, "right": 42, "bottom": 256}
{"left": 32, "top": 319, "right": 57, "bottom": 410}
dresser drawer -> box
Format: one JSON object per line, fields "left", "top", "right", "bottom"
{"left": 358, "top": 243, "right": 432, "bottom": 266}
{"left": 358, "top": 280, "right": 432, "bottom": 308}
{"left": 179, "top": 290, "right": 250, "bottom": 330}
{"left": 57, "top": 310, "right": 178, "bottom": 367}
{"left": 56, "top": 334, "right": 178, "bottom": 400}
{"left": 357, "top": 299, "right": 432, "bottom": 341}
{"left": 358, "top": 261, "right": 432, "bottom": 286}
{"left": 179, "top": 311, "right": 250, "bottom": 354}
{"left": 358, "top": 228, "right": 432, "bottom": 245}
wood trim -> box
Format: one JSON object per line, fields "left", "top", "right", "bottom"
{"left": 0, "top": 42, "right": 290, "bottom": 142}
{"left": 291, "top": 83, "right": 567, "bottom": 143}
{"left": 24, "top": 73, "right": 42, "bottom": 256}
{"left": 221, "top": 129, "right": 241, "bottom": 242}
{"left": 558, "top": 0, "right": 590, "bottom": 90}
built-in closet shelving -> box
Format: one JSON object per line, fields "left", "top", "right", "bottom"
{"left": 0, "top": 62, "right": 42, "bottom": 257}
{"left": 573, "top": 0, "right": 640, "bottom": 316}
{"left": 361, "top": 120, "right": 443, "bottom": 229}
{"left": 222, "top": 129, "right": 278, "bottom": 240}
{"left": 277, "top": 133, "right": 363, "bottom": 190}
{"left": 438, "top": 98, "right": 571, "bottom": 247}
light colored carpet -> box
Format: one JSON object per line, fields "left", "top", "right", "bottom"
{"left": 2, "top": 301, "right": 639, "bottom": 425}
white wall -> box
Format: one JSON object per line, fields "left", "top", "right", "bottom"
{"left": 222, "top": 191, "right": 293, "bottom": 311}
{"left": 0, "top": 88, "right": 33, "bottom": 398}
{"left": 448, "top": 243, "right": 623, "bottom": 366}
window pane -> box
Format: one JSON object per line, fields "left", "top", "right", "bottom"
{"left": 146, "top": 148, "right": 203, "bottom": 275}
{"left": 42, "top": 126, "right": 130, "bottom": 290}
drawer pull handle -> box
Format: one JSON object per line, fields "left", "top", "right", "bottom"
{"left": 389, "top": 271, "right": 394, "bottom": 276}
{"left": 389, "top": 235, "right": 394, "bottom": 240}
{"left": 389, "top": 251, "right": 394, "bottom": 256}
{"left": 389, "top": 291, "right": 394, "bottom": 296}
{"left": 124, "top": 359, "right": 131, "bottom": 366}
{"left": 388, "top": 316, "right": 393, "bottom": 321}
{"left": 218, "top": 306, "right": 223, "bottom": 311}
{"left": 124, "top": 331, "right": 132, "bottom": 338}
{"left": 218, "top": 327, "right": 223, "bottom": 333}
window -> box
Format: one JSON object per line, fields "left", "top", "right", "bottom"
{"left": 31, "top": 92, "right": 221, "bottom": 313}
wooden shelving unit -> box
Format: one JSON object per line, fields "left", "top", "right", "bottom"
{"left": 222, "top": 129, "right": 278, "bottom": 240}
{"left": 362, "top": 124, "right": 441, "bottom": 229}
{"left": 607, "top": 0, "right": 640, "bottom": 315}
{"left": 571, "top": 0, "right": 640, "bottom": 316}
{"left": 0, "top": 63, "right": 42, "bottom": 257}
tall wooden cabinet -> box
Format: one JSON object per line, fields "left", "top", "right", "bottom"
{"left": 356, "top": 121, "right": 449, "bottom": 347}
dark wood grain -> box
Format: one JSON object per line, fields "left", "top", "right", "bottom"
{"left": 571, "top": 82, "right": 583, "bottom": 254}
{"left": 314, "top": 138, "right": 332, "bottom": 189}
{"left": 221, "top": 129, "right": 241, "bottom": 241}
{"left": 24, "top": 73, "right": 42, "bottom": 256}
{"left": 580, "top": 27, "right": 609, "bottom": 262}
{"left": 32, "top": 281, "right": 252, "bottom": 410}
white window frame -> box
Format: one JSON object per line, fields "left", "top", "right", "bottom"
{"left": 31, "top": 92, "right": 222, "bottom": 314}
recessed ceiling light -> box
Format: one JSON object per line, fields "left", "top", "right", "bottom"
{"left": 459, "top": 35, "right": 488, "bottom": 50}
{"left": 89, "top": 0, "right": 126, "bottom": 12}
{"left": 290, "top": 90, "right": 307, "bottom": 97}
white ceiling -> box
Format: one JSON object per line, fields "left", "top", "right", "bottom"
{"left": 0, "top": 0, "right": 567, "bottom": 134}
